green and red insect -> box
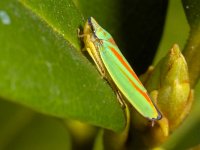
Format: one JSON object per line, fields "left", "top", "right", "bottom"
{"left": 80, "top": 17, "right": 162, "bottom": 121}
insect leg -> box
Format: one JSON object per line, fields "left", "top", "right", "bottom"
{"left": 116, "top": 90, "right": 126, "bottom": 109}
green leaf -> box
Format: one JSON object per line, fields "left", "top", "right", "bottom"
{"left": 154, "top": 0, "right": 189, "bottom": 65}
{"left": 182, "top": 0, "right": 200, "bottom": 28}
{"left": 0, "top": 100, "right": 72, "bottom": 150}
{"left": 182, "top": 0, "right": 200, "bottom": 87}
{"left": 0, "top": 0, "right": 125, "bottom": 132}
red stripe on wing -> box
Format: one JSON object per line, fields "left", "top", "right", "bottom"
{"left": 121, "top": 69, "right": 152, "bottom": 104}
{"left": 109, "top": 46, "right": 143, "bottom": 85}
{"left": 108, "top": 46, "right": 153, "bottom": 105}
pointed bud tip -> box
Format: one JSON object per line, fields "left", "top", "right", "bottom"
{"left": 170, "top": 44, "right": 181, "bottom": 56}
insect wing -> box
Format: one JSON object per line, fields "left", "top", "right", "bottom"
{"left": 98, "top": 40, "right": 160, "bottom": 120}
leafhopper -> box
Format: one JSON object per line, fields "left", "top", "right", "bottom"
{"left": 79, "top": 17, "right": 161, "bottom": 121}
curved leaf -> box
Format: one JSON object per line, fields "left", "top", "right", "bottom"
{"left": 0, "top": 0, "right": 125, "bottom": 132}
{"left": 154, "top": 0, "right": 189, "bottom": 65}
{"left": 0, "top": 100, "right": 72, "bottom": 150}
{"left": 182, "top": 0, "right": 200, "bottom": 87}
{"left": 182, "top": 0, "right": 200, "bottom": 28}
